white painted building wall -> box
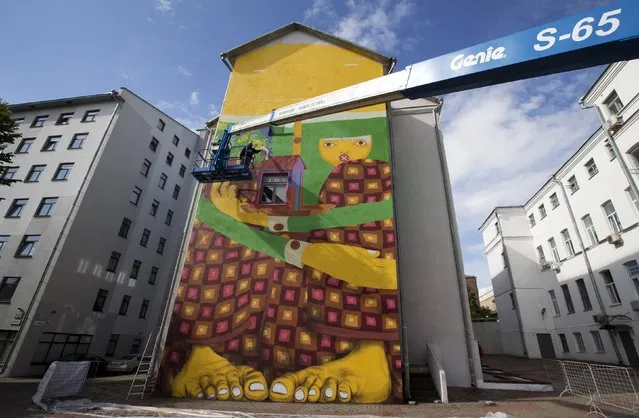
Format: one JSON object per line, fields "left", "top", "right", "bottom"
{"left": 480, "top": 60, "right": 639, "bottom": 365}
{"left": 0, "top": 89, "right": 206, "bottom": 376}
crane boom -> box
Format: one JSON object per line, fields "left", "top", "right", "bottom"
{"left": 229, "top": 0, "right": 639, "bottom": 135}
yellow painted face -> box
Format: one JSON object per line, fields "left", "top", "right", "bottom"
{"left": 319, "top": 135, "right": 372, "bottom": 166}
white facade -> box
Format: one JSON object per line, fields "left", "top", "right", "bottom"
{"left": 480, "top": 60, "right": 639, "bottom": 365}
{"left": 0, "top": 88, "right": 207, "bottom": 376}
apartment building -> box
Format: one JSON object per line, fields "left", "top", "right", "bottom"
{"left": 0, "top": 88, "right": 208, "bottom": 376}
{"left": 480, "top": 60, "right": 639, "bottom": 365}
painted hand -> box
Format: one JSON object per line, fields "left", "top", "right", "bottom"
{"left": 300, "top": 242, "right": 397, "bottom": 290}
{"left": 210, "top": 182, "right": 268, "bottom": 227}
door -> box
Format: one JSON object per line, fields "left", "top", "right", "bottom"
{"left": 537, "top": 333, "right": 557, "bottom": 359}
{"left": 619, "top": 331, "right": 639, "bottom": 365}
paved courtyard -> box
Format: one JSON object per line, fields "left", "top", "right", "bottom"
{"left": 0, "top": 375, "right": 633, "bottom": 418}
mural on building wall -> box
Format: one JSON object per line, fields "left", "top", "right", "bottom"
{"left": 158, "top": 32, "right": 402, "bottom": 404}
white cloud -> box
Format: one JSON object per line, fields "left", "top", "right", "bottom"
{"left": 304, "top": 0, "right": 414, "bottom": 53}
{"left": 177, "top": 65, "right": 192, "bottom": 77}
{"left": 189, "top": 91, "right": 199, "bottom": 106}
{"left": 209, "top": 104, "right": 219, "bottom": 117}
{"left": 155, "top": 0, "right": 173, "bottom": 12}
{"left": 147, "top": 16, "right": 155, "bottom": 23}
{"left": 440, "top": 69, "right": 602, "bottom": 290}
{"left": 120, "top": 73, "right": 132, "bottom": 80}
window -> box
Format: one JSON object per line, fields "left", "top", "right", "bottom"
{"left": 130, "top": 338, "right": 142, "bottom": 354}
{"left": 166, "top": 152, "right": 174, "bottom": 166}
{"left": 148, "top": 266, "right": 158, "bottom": 285}
{"left": 157, "top": 237, "right": 166, "bottom": 254}
{"left": 585, "top": 158, "right": 598, "bottom": 178}
{"left": 105, "top": 334, "right": 119, "bottom": 356}
{"left": 16, "top": 138, "right": 35, "bottom": 153}
{"left": 25, "top": 165, "right": 45, "bottom": 182}
{"left": 549, "top": 290, "right": 560, "bottom": 316}
{"left": 0, "top": 330, "right": 18, "bottom": 365}
{"left": 537, "top": 246, "right": 546, "bottom": 265}
{"left": 150, "top": 199, "right": 159, "bottom": 216}
{"left": 179, "top": 164, "right": 186, "bottom": 178}
{"left": 0, "top": 236, "right": 8, "bottom": 253}
{"left": 5, "top": 198, "right": 28, "bottom": 218}
{"left": 626, "top": 260, "right": 639, "bottom": 278}
{"left": 602, "top": 200, "right": 622, "bottom": 233}
{"left": 150, "top": 137, "right": 159, "bottom": 152}
{"left": 93, "top": 289, "right": 108, "bottom": 312}
{"left": 15, "top": 235, "right": 39, "bottom": 257}
{"left": 31, "top": 333, "right": 92, "bottom": 365}
{"left": 81, "top": 109, "right": 99, "bottom": 123}
{"left": 559, "top": 334, "right": 570, "bottom": 353}
{"left": 130, "top": 186, "right": 142, "bottom": 205}
{"left": 261, "top": 173, "right": 288, "bottom": 204}
{"left": 117, "top": 218, "right": 131, "bottom": 238}
{"left": 165, "top": 210, "right": 173, "bottom": 226}
{"left": 172, "top": 135, "right": 180, "bottom": 146}
{"left": 185, "top": 148, "right": 191, "bottom": 158}
{"left": 158, "top": 173, "right": 167, "bottom": 189}
{"left": 1, "top": 166, "right": 18, "bottom": 181}
{"left": 561, "top": 284, "right": 575, "bottom": 314}
{"left": 601, "top": 270, "right": 621, "bottom": 305}
{"left": 550, "top": 193, "right": 559, "bottom": 209}
{"left": 582, "top": 215, "right": 599, "bottom": 246}
{"left": 31, "top": 115, "right": 48, "bottom": 128}
{"left": 106, "top": 251, "right": 121, "bottom": 272}
{"left": 495, "top": 222, "right": 500, "bottom": 235}
{"left": 119, "top": 295, "right": 131, "bottom": 315}
{"left": 529, "top": 214, "right": 536, "bottom": 227}
{"left": 69, "top": 133, "right": 87, "bottom": 149}
{"left": 576, "top": 279, "right": 593, "bottom": 311}
{"left": 35, "top": 197, "right": 57, "bottom": 217}
{"left": 548, "top": 237, "right": 560, "bottom": 262}
{"left": 157, "top": 119, "right": 165, "bottom": 131}
{"left": 41, "top": 135, "right": 60, "bottom": 152}
{"left": 129, "top": 260, "right": 142, "bottom": 279}
{"left": 590, "top": 331, "right": 605, "bottom": 353}
{"left": 140, "top": 159, "right": 152, "bottom": 177}
{"left": 52, "top": 163, "right": 73, "bottom": 181}
{"left": 173, "top": 185, "right": 180, "bottom": 200}
{"left": 561, "top": 229, "right": 575, "bottom": 256}
{"left": 627, "top": 188, "right": 639, "bottom": 215}
{"left": 509, "top": 292, "right": 516, "bottom": 309}
{"left": 140, "top": 229, "right": 150, "bottom": 247}
{"left": 539, "top": 204, "right": 547, "bottom": 219}
{"left": 574, "top": 332, "right": 586, "bottom": 353}
{"left": 56, "top": 112, "right": 74, "bottom": 125}
{"left": 603, "top": 90, "right": 623, "bottom": 115}
{"left": 139, "top": 299, "right": 150, "bottom": 319}
{"left": 567, "top": 175, "right": 579, "bottom": 193}
{"left": 604, "top": 142, "right": 616, "bottom": 160}
{"left": 0, "top": 277, "right": 20, "bottom": 302}
{"left": 501, "top": 251, "right": 507, "bottom": 269}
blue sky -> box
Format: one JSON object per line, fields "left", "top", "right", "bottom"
{"left": 0, "top": 0, "right": 614, "bottom": 291}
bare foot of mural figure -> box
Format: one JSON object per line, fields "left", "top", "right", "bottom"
{"left": 269, "top": 341, "right": 391, "bottom": 403}
{"left": 172, "top": 346, "right": 268, "bottom": 401}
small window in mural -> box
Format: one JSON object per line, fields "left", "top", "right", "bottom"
{"left": 260, "top": 173, "right": 288, "bottom": 204}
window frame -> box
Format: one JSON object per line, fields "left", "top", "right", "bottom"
{"left": 548, "top": 237, "right": 560, "bottom": 262}
{"left": 172, "top": 185, "right": 180, "bottom": 200}
{"left": 601, "top": 269, "right": 621, "bottom": 305}
{"left": 1, "top": 166, "right": 19, "bottom": 181}
{"left": 590, "top": 331, "right": 606, "bottom": 353}
{"left": 150, "top": 199, "right": 159, "bottom": 216}
{"left": 119, "top": 295, "right": 131, "bottom": 316}
{"left": 166, "top": 152, "right": 174, "bottom": 166}
{"left": 118, "top": 218, "right": 132, "bottom": 238}
{"left": 56, "top": 112, "right": 74, "bottom": 125}
{"left": 150, "top": 137, "right": 159, "bottom": 152}
{"left": 41, "top": 135, "right": 61, "bottom": 152}
{"left": 567, "top": 175, "right": 579, "bottom": 194}
{"left": 179, "top": 164, "right": 186, "bottom": 178}
{"left": 31, "top": 115, "right": 48, "bottom": 128}
{"left": 81, "top": 109, "right": 100, "bottom": 123}
{"left": 585, "top": 158, "right": 599, "bottom": 178}
{"left": 130, "top": 186, "right": 142, "bottom": 206}
{"left": 140, "top": 229, "right": 151, "bottom": 247}
{"left": 15, "top": 235, "right": 40, "bottom": 258}
{"left": 157, "top": 119, "right": 165, "bottom": 131}
{"left": 539, "top": 204, "right": 547, "bottom": 219}
{"left": 68, "top": 133, "right": 88, "bottom": 150}
{"left": 185, "top": 148, "right": 191, "bottom": 158}
{"left": 24, "top": 165, "right": 46, "bottom": 183}
{"left": 148, "top": 266, "right": 158, "bottom": 285}
{"left": 157, "top": 237, "right": 166, "bottom": 255}
{"left": 559, "top": 333, "right": 570, "bottom": 353}
{"left": 536, "top": 245, "right": 546, "bottom": 265}
{"left": 52, "top": 163, "right": 74, "bottom": 181}
{"left": 549, "top": 290, "right": 561, "bottom": 316}
{"left": 5, "top": 198, "right": 28, "bottom": 218}
{"left": 172, "top": 135, "right": 180, "bottom": 146}
{"left": 106, "top": 251, "right": 121, "bottom": 273}
{"left": 16, "top": 138, "right": 35, "bottom": 154}
{"left": 561, "top": 228, "right": 576, "bottom": 256}
{"left": 165, "top": 209, "right": 173, "bottom": 226}
{"left": 604, "top": 142, "right": 616, "bottom": 160}
{"left": 35, "top": 197, "right": 58, "bottom": 217}
{"left": 260, "top": 173, "right": 289, "bottom": 205}
{"left": 603, "top": 90, "right": 624, "bottom": 115}
{"left": 129, "top": 260, "right": 142, "bottom": 279}
{"left": 576, "top": 278, "right": 593, "bottom": 311}
{"left": 93, "top": 289, "right": 109, "bottom": 312}
{"left": 561, "top": 284, "right": 575, "bottom": 314}
{"left": 574, "top": 332, "right": 586, "bottom": 353}
{"left": 0, "top": 276, "right": 21, "bottom": 303}
{"left": 528, "top": 213, "right": 536, "bottom": 227}
{"left": 602, "top": 200, "right": 622, "bottom": 234}
{"left": 140, "top": 159, "right": 152, "bottom": 177}
{"left": 550, "top": 193, "right": 560, "bottom": 209}
{"left": 139, "top": 299, "right": 150, "bottom": 319}
{"left": 581, "top": 214, "right": 599, "bottom": 247}
{"left": 158, "top": 173, "right": 167, "bottom": 190}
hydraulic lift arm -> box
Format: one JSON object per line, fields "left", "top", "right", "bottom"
{"left": 229, "top": 0, "right": 639, "bottom": 135}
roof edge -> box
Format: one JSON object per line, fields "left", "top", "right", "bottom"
{"left": 9, "top": 92, "right": 117, "bottom": 112}
{"left": 221, "top": 21, "right": 395, "bottom": 72}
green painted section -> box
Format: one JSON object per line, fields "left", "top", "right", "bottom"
{"left": 288, "top": 198, "right": 394, "bottom": 232}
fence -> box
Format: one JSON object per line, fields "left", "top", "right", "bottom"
{"left": 544, "top": 359, "right": 639, "bottom": 417}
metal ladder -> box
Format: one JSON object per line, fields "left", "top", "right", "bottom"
{"left": 126, "top": 333, "right": 157, "bottom": 400}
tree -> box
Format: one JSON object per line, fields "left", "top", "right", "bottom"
{"left": 0, "top": 99, "right": 21, "bottom": 187}
{"left": 469, "top": 293, "right": 497, "bottom": 320}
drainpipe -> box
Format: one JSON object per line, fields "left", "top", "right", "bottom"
{"left": 385, "top": 101, "right": 412, "bottom": 401}
{"left": 432, "top": 98, "right": 481, "bottom": 386}
{"left": 551, "top": 176, "right": 623, "bottom": 364}
{"left": 388, "top": 58, "right": 397, "bottom": 74}
{"left": 579, "top": 101, "right": 639, "bottom": 204}
{"left": 1, "top": 93, "right": 123, "bottom": 376}
{"left": 496, "top": 212, "right": 528, "bottom": 357}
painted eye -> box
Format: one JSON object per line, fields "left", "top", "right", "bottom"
{"left": 323, "top": 142, "right": 335, "bottom": 147}
{"left": 356, "top": 140, "right": 367, "bottom": 146}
